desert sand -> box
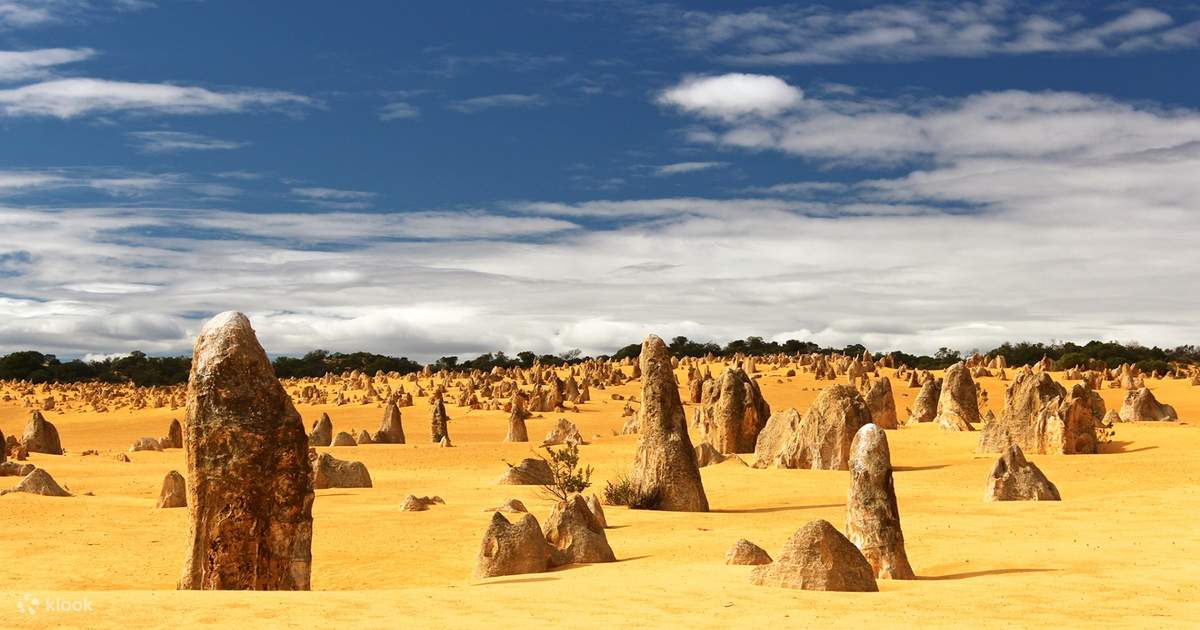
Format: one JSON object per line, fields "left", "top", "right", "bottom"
{"left": 2, "top": 362, "right": 1199, "bottom": 628}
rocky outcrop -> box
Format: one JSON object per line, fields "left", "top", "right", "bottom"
{"left": 629, "top": 335, "right": 708, "bottom": 511}
{"left": 1, "top": 468, "right": 72, "bottom": 497}
{"left": 752, "top": 385, "right": 871, "bottom": 471}
{"left": 542, "top": 494, "right": 616, "bottom": 566}
{"left": 374, "top": 402, "right": 406, "bottom": 444}
{"left": 934, "top": 362, "right": 979, "bottom": 431}
{"left": 430, "top": 398, "right": 450, "bottom": 443}
{"left": 984, "top": 445, "right": 1060, "bottom": 501}
{"left": 541, "top": 418, "right": 584, "bottom": 447}
{"left": 400, "top": 495, "right": 445, "bottom": 511}
{"left": 863, "top": 377, "right": 898, "bottom": 429}
{"left": 130, "top": 437, "right": 162, "bottom": 452}
{"left": 495, "top": 458, "right": 553, "bottom": 485}
{"left": 312, "top": 452, "right": 372, "bottom": 489}
{"left": 179, "top": 311, "right": 313, "bottom": 591}
{"left": 166, "top": 418, "right": 184, "bottom": 449}
{"left": 473, "top": 512, "right": 550, "bottom": 578}
{"left": 505, "top": 393, "right": 530, "bottom": 442}
{"left": 308, "top": 413, "right": 333, "bottom": 447}
{"left": 1118, "top": 387, "right": 1178, "bottom": 422}
{"left": 979, "top": 373, "right": 1106, "bottom": 454}
{"left": 156, "top": 470, "right": 187, "bottom": 508}
{"left": 906, "top": 378, "right": 941, "bottom": 424}
{"left": 725, "top": 539, "right": 772, "bottom": 565}
{"left": 331, "top": 431, "right": 357, "bottom": 447}
{"left": 846, "top": 424, "right": 914, "bottom": 579}
{"left": 22, "top": 410, "right": 63, "bottom": 455}
{"left": 749, "top": 520, "right": 878, "bottom": 592}
{"left": 698, "top": 367, "right": 771, "bottom": 453}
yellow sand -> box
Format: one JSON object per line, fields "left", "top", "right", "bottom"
{"left": 2, "top": 365, "right": 1198, "bottom": 629}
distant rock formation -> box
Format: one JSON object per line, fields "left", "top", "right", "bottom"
{"left": 752, "top": 385, "right": 871, "bottom": 470}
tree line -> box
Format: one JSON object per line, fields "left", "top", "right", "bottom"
{"left": 1, "top": 337, "right": 1197, "bottom": 386}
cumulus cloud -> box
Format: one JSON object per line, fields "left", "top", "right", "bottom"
{"left": 651, "top": 2, "right": 1200, "bottom": 64}
{"left": 0, "top": 47, "right": 94, "bottom": 82}
{"left": 656, "top": 73, "right": 803, "bottom": 119}
{"left": 0, "top": 78, "right": 314, "bottom": 118}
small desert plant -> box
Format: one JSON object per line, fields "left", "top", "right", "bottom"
{"left": 535, "top": 443, "right": 593, "bottom": 502}
{"left": 601, "top": 473, "right": 661, "bottom": 509}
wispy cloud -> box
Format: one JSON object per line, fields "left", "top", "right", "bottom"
{"left": 379, "top": 101, "right": 419, "bottom": 121}
{"left": 0, "top": 0, "right": 155, "bottom": 30}
{"left": 654, "top": 161, "right": 728, "bottom": 176}
{"left": 0, "top": 47, "right": 94, "bottom": 82}
{"left": 447, "top": 93, "right": 545, "bottom": 113}
{"left": 649, "top": 2, "right": 1200, "bottom": 64}
{"left": 127, "top": 130, "right": 247, "bottom": 153}
{"left": 290, "top": 186, "right": 377, "bottom": 210}
{"left": 0, "top": 78, "right": 315, "bottom": 118}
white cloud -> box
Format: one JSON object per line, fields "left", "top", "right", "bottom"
{"left": 655, "top": 3, "right": 1200, "bottom": 64}
{"left": 127, "top": 130, "right": 247, "bottom": 152}
{"left": 0, "top": 47, "right": 93, "bottom": 82}
{"left": 654, "top": 161, "right": 728, "bottom": 176}
{"left": 379, "top": 101, "right": 419, "bottom": 121}
{"left": 447, "top": 93, "right": 545, "bottom": 113}
{"left": 0, "top": 78, "right": 314, "bottom": 118}
{"left": 656, "top": 73, "right": 803, "bottom": 120}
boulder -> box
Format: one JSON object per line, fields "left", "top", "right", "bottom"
{"left": 846, "top": 424, "right": 914, "bottom": 579}
{"left": 694, "top": 441, "right": 729, "bottom": 467}
{"left": 1, "top": 468, "right": 72, "bottom": 497}
{"left": 0, "top": 461, "right": 35, "bottom": 477}
{"left": 934, "top": 362, "right": 979, "bottom": 431}
{"left": 156, "top": 470, "right": 187, "bottom": 508}
{"left": 749, "top": 520, "right": 878, "bottom": 592}
{"left": 541, "top": 418, "right": 584, "bottom": 447}
{"left": 1118, "top": 387, "right": 1178, "bottom": 422}
{"left": 752, "top": 385, "right": 871, "bottom": 471}
{"left": 166, "top": 418, "right": 184, "bottom": 449}
{"left": 584, "top": 493, "right": 608, "bottom": 528}
{"left": 698, "top": 367, "right": 771, "bottom": 453}
{"left": 984, "top": 445, "right": 1060, "bottom": 501}
{"left": 863, "top": 377, "right": 898, "bottom": 429}
{"left": 495, "top": 457, "right": 553, "bottom": 485}
{"left": 978, "top": 373, "right": 1106, "bottom": 454}
{"left": 399, "top": 494, "right": 445, "bottom": 511}
{"left": 906, "top": 378, "right": 941, "bottom": 424}
{"left": 130, "top": 437, "right": 163, "bottom": 452}
{"left": 473, "top": 512, "right": 550, "bottom": 579}
{"left": 356, "top": 430, "right": 374, "bottom": 444}
{"left": 22, "top": 410, "right": 63, "bottom": 455}
{"left": 629, "top": 335, "right": 709, "bottom": 511}
{"left": 725, "top": 539, "right": 772, "bottom": 565}
{"left": 312, "top": 453, "right": 372, "bottom": 489}
{"left": 179, "top": 311, "right": 313, "bottom": 591}
{"left": 484, "top": 498, "right": 528, "bottom": 513}
{"left": 542, "top": 494, "right": 616, "bottom": 566}
{"left": 308, "top": 413, "right": 333, "bottom": 447}
{"left": 331, "top": 431, "right": 357, "bottom": 447}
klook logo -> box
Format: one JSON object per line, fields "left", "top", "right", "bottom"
{"left": 16, "top": 593, "right": 94, "bottom": 616}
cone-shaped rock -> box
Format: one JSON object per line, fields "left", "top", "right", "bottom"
{"left": 430, "top": 398, "right": 450, "bottom": 443}
{"left": 984, "top": 445, "right": 1060, "bottom": 501}
{"left": 542, "top": 494, "right": 616, "bottom": 566}
{"left": 473, "top": 512, "right": 550, "bottom": 579}
{"left": 505, "top": 393, "right": 530, "bottom": 442}
{"left": 725, "top": 539, "right": 772, "bottom": 565}
{"left": 167, "top": 419, "right": 183, "bottom": 449}
{"left": 934, "top": 362, "right": 979, "bottom": 431}
{"left": 846, "top": 424, "right": 914, "bottom": 579}
{"left": 22, "top": 410, "right": 63, "bottom": 455}
{"left": 308, "top": 413, "right": 333, "bottom": 447}
{"left": 179, "top": 311, "right": 314, "bottom": 591}
{"left": 1, "top": 468, "right": 71, "bottom": 496}
{"left": 979, "top": 373, "right": 1106, "bottom": 455}
{"left": 749, "top": 519, "right": 878, "bottom": 592}
{"left": 156, "top": 470, "right": 187, "bottom": 508}
{"left": 375, "top": 403, "right": 405, "bottom": 444}
{"left": 1118, "top": 387, "right": 1178, "bottom": 422}
{"left": 907, "top": 378, "right": 941, "bottom": 424}
{"left": 629, "top": 334, "right": 708, "bottom": 512}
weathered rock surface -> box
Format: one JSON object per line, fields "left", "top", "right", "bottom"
{"left": 725, "top": 539, "right": 772, "bottom": 565}
{"left": 979, "top": 373, "right": 1106, "bottom": 454}
{"left": 752, "top": 385, "right": 871, "bottom": 471}
{"left": 863, "top": 377, "right": 898, "bottom": 429}
{"left": 0, "top": 461, "right": 35, "bottom": 477}
{"left": 1, "top": 468, "right": 72, "bottom": 497}
{"left": 541, "top": 418, "right": 584, "bottom": 447}
{"left": 179, "top": 311, "right": 314, "bottom": 591}
{"left": 331, "top": 431, "right": 357, "bottom": 447}
{"left": 166, "top": 419, "right": 183, "bottom": 449}
{"left": 907, "top": 378, "right": 941, "bottom": 424}
{"left": 584, "top": 493, "right": 608, "bottom": 528}
{"left": 374, "top": 402, "right": 406, "bottom": 444}
{"left": 400, "top": 494, "right": 445, "bottom": 511}
{"left": 542, "top": 494, "right": 616, "bottom": 566}
{"left": 846, "top": 424, "right": 914, "bottom": 579}
{"left": 473, "top": 512, "right": 550, "bottom": 579}
{"left": 934, "top": 362, "right": 979, "bottom": 431}
{"left": 312, "top": 453, "right": 372, "bottom": 489}
{"left": 984, "top": 445, "right": 1061, "bottom": 501}
{"left": 308, "top": 413, "right": 333, "bottom": 447}
{"left": 130, "top": 437, "right": 163, "bottom": 452}
{"left": 156, "top": 470, "right": 187, "bottom": 508}
{"left": 430, "top": 398, "right": 450, "bottom": 443}
{"left": 749, "top": 520, "right": 878, "bottom": 592}
{"left": 484, "top": 498, "right": 528, "bottom": 513}
{"left": 699, "top": 367, "right": 771, "bottom": 453}
{"left": 629, "top": 335, "right": 708, "bottom": 511}
{"left": 1118, "top": 387, "right": 1178, "bottom": 422}
{"left": 22, "top": 410, "right": 63, "bottom": 455}
{"left": 495, "top": 458, "right": 553, "bottom": 485}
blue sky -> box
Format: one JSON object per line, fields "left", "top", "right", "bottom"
{"left": 2, "top": 0, "right": 1200, "bottom": 360}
